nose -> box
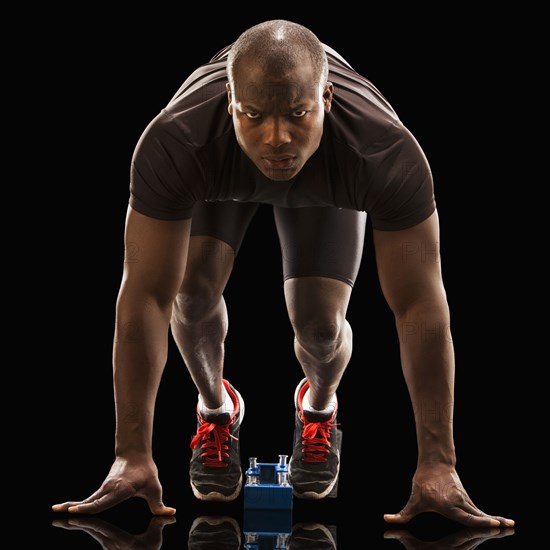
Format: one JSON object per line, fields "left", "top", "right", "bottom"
{"left": 263, "top": 117, "right": 291, "bottom": 148}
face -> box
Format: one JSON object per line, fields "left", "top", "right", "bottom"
{"left": 227, "top": 55, "right": 333, "bottom": 181}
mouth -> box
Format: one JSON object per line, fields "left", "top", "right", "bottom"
{"left": 261, "top": 155, "right": 297, "bottom": 170}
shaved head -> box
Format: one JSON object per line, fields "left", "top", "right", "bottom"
{"left": 227, "top": 20, "right": 329, "bottom": 89}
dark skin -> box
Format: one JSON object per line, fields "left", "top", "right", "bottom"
{"left": 52, "top": 48, "right": 514, "bottom": 528}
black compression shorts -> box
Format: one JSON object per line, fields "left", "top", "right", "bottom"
{"left": 190, "top": 201, "right": 366, "bottom": 287}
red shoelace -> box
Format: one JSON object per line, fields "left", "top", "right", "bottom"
{"left": 300, "top": 417, "right": 338, "bottom": 463}
{"left": 190, "top": 419, "right": 238, "bottom": 467}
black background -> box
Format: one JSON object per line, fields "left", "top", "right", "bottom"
{"left": 43, "top": 8, "right": 534, "bottom": 548}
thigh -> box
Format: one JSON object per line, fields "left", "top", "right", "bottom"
{"left": 190, "top": 200, "right": 259, "bottom": 255}
{"left": 273, "top": 206, "right": 367, "bottom": 287}
{"left": 182, "top": 201, "right": 260, "bottom": 294}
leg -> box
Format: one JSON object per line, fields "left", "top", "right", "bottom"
{"left": 171, "top": 235, "right": 234, "bottom": 409}
{"left": 170, "top": 200, "right": 258, "bottom": 502}
{"left": 170, "top": 201, "right": 258, "bottom": 408}
{"left": 284, "top": 276, "right": 352, "bottom": 411}
{"left": 274, "top": 206, "right": 367, "bottom": 498}
{"left": 275, "top": 206, "right": 366, "bottom": 409}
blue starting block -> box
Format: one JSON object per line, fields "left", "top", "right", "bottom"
{"left": 243, "top": 455, "right": 293, "bottom": 511}
{"left": 243, "top": 455, "right": 293, "bottom": 548}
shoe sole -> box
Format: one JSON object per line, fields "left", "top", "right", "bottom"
{"left": 190, "top": 383, "right": 246, "bottom": 502}
{"left": 191, "top": 474, "right": 243, "bottom": 501}
{"left": 289, "top": 459, "right": 340, "bottom": 500}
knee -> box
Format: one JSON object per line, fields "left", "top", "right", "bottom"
{"left": 393, "top": 299, "right": 452, "bottom": 345}
{"left": 294, "top": 318, "right": 349, "bottom": 362}
{"left": 172, "top": 284, "right": 220, "bottom": 326}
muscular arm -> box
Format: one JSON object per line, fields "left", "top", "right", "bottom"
{"left": 373, "top": 210, "right": 514, "bottom": 528}
{"left": 52, "top": 207, "right": 191, "bottom": 515}
{"left": 114, "top": 207, "right": 190, "bottom": 456}
{"left": 373, "top": 210, "right": 455, "bottom": 467}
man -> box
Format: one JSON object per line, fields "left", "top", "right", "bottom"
{"left": 52, "top": 20, "right": 514, "bottom": 527}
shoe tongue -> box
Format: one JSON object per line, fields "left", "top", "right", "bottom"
{"left": 202, "top": 411, "right": 231, "bottom": 425}
{"left": 303, "top": 409, "right": 333, "bottom": 423}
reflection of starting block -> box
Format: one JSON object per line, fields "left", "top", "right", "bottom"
{"left": 243, "top": 510, "right": 291, "bottom": 550}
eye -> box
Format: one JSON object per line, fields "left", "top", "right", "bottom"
{"left": 245, "top": 112, "right": 261, "bottom": 120}
{"left": 291, "top": 110, "right": 307, "bottom": 118}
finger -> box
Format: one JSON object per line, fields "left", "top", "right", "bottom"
{"left": 473, "top": 513, "right": 515, "bottom": 528}
{"left": 458, "top": 506, "right": 516, "bottom": 529}
{"left": 490, "top": 516, "right": 515, "bottom": 527}
{"left": 65, "top": 486, "right": 135, "bottom": 514}
{"left": 383, "top": 496, "right": 424, "bottom": 524}
{"left": 52, "top": 486, "right": 109, "bottom": 512}
{"left": 383, "top": 512, "right": 414, "bottom": 524}
{"left": 445, "top": 508, "right": 502, "bottom": 528}
{"left": 463, "top": 495, "right": 516, "bottom": 528}
{"left": 52, "top": 502, "right": 81, "bottom": 512}
{"left": 148, "top": 503, "right": 176, "bottom": 516}
{"left": 139, "top": 487, "right": 176, "bottom": 516}
{"left": 52, "top": 499, "right": 99, "bottom": 512}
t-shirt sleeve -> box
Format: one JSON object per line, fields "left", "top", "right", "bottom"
{"left": 361, "top": 122, "right": 436, "bottom": 231}
{"left": 129, "top": 111, "right": 204, "bottom": 220}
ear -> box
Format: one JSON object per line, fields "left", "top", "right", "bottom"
{"left": 323, "top": 82, "right": 334, "bottom": 113}
{"left": 226, "top": 82, "right": 233, "bottom": 115}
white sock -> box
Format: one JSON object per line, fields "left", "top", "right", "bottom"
{"left": 303, "top": 388, "right": 337, "bottom": 416}
{"left": 199, "top": 386, "right": 234, "bottom": 416}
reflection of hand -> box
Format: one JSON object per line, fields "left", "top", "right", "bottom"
{"left": 384, "top": 527, "right": 515, "bottom": 549}
{"left": 384, "top": 466, "right": 514, "bottom": 528}
{"left": 52, "top": 515, "right": 176, "bottom": 550}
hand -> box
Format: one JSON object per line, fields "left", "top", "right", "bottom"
{"left": 384, "top": 526, "right": 515, "bottom": 549}
{"left": 384, "top": 464, "right": 514, "bottom": 528}
{"left": 52, "top": 515, "right": 176, "bottom": 550}
{"left": 51, "top": 456, "right": 176, "bottom": 515}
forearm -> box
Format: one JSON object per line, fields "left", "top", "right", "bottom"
{"left": 112, "top": 285, "right": 172, "bottom": 457}
{"left": 397, "top": 306, "right": 456, "bottom": 467}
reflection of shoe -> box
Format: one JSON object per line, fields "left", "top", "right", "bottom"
{"left": 288, "top": 378, "right": 339, "bottom": 499}
{"left": 290, "top": 523, "right": 337, "bottom": 549}
{"left": 189, "top": 379, "right": 245, "bottom": 501}
{"left": 188, "top": 516, "right": 241, "bottom": 549}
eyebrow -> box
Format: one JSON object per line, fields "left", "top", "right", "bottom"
{"left": 239, "top": 101, "right": 310, "bottom": 111}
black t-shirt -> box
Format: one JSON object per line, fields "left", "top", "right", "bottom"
{"left": 130, "top": 44, "right": 435, "bottom": 231}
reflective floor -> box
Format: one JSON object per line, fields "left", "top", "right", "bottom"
{"left": 49, "top": 506, "right": 517, "bottom": 548}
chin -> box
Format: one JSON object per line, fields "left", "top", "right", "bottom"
{"left": 261, "top": 166, "right": 301, "bottom": 181}
{"left": 264, "top": 173, "right": 294, "bottom": 181}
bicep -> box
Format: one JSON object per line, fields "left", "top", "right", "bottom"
{"left": 121, "top": 206, "right": 191, "bottom": 306}
{"left": 372, "top": 210, "right": 446, "bottom": 314}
